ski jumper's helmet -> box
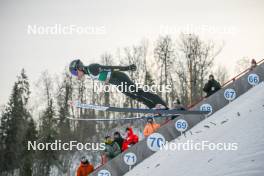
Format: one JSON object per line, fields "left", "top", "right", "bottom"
{"left": 69, "top": 59, "right": 84, "bottom": 76}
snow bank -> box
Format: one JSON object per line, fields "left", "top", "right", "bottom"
{"left": 125, "top": 82, "right": 264, "bottom": 176}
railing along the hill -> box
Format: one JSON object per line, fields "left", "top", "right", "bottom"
{"left": 187, "top": 58, "right": 264, "bottom": 109}
{"left": 160, "top": 58, "right": 264, "bottom": 126}
{"left": 94, "top": 58, "right": 264, "bottom": 170}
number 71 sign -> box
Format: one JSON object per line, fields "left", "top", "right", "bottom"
{"left": 123, "top": 152, "right": 137, "bottom": 166}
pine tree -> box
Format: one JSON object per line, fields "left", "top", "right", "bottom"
{"left": 57, "top": 71, "right": 73, "bottom": 142}
{"left": 36, "top": 99, "right": 58, "bottom": 176}
{"left": 21, "top": 118, "right": 38, "bottom": 175}
{"left": 0, "top": 69, "right": 36, "bottom": 174}
{"left": 33, "top": 71, "right": 59, "bottom": 175}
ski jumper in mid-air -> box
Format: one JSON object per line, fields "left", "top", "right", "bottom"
{"left": 69, "top": 59, "right": 168, "bottom": 109}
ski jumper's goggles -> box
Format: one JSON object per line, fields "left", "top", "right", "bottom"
{"left": 69, "top": 59, "right": 84, "bottom": 76}
{"left": 71, "top": 69, "right": 78, "bottom": 76}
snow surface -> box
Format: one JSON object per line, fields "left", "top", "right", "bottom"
{"left": 125, "top": 82, "right": 264, "bottom": 176}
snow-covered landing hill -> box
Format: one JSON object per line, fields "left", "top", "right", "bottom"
{"left": 125, "top": 82, "right": 264, "bottom": 176}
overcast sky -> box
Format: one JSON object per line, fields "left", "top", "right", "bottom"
{"left": 0, "top": 0, "right": 264, "bottom": 106}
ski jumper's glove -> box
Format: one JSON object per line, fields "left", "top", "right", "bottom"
{"left": 100, "top": 64, "right": 137, "bottom": 71}
{"left": 127, "top": 64, "right": 137, "bottom": 71}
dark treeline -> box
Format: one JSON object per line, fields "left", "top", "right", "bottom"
{"left": 0, "top": 34, "right": 226, "bottom": 176}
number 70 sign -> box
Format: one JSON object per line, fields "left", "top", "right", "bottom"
{"left": 147, "top": 133, "right": 166, "bottom": 152}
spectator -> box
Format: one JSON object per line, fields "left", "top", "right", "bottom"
{"left": 113, "top": 131, "right": 125, "bottom": 152}
{"left": 171, "top": 99, "right": 186, "bottom": 120}
{"left": 143, "top": 117, "right": 160, "bottom": 137}
{"left": 104, "top": 135, "right": 121, "bottom": 161}
{"left": 77, "top": 156, "right": 94, "bottom": 176}
{"left": 122, "top": 127, "right": 139, "bottom": 151}
{"left": 203, "top": 74, "right": 221, "bottom": 97}
{"left": 250, "top": 59, "right": 257, "bottom": 70}
{"left": 172, "top": 99, "right": 186, "bottom": 111}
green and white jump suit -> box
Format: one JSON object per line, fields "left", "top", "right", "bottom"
{"left": 84, "top": 63, "right": 168, "bottom": 109}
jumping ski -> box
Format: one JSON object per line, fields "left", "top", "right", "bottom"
{"left": 66, "top": 114, "right": 180, "bottom": 121}
{"left": 69, "top": 101, "right": 209, "bottom": 115}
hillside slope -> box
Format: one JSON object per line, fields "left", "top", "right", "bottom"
{"left": 125, "top": 82, "right": 264, "bottom": 176}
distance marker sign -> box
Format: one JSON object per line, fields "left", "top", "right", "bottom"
{"left": 200, "top": 104, "right": 213, "bottom": 115}
{"left": 98, "top": 169, "right": 111, "bottom": 176}
{"left": 224, "top": 89, "right": 236, "bottom": 101}
{"left": 123, "top": 152, "right": 137, "bottom": 166}
{"left": 175, "top": 119, "right": 188, "bottom": 132}
{"left": 147, "top": 133, "right": 166, "bottom": 152}
{"left": 248, "top": 74, "right": 259, "bottom": 86}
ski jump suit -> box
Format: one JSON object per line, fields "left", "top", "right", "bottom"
{"left": 84, "top": 63, "right": 168, "bottom": 109}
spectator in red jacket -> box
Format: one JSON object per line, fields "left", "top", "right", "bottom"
{"left": 122, "top": 127, "right": 139, "bottom": 151}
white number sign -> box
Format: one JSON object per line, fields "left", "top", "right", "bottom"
{"left": 248, "top": 74, "right": 259, "bottom": 86}
{"left": 124, "top": 152, "right": 137, "bottom": 166}
{"left": 147, "top": 133, "right": 166, "bottom": 152}
{"left": 200, "top": 104, "right": 213, "bottom": 115}
{"left": 175, "top": 119, "right": 188, "bottom": 132}
{"left": 98, "top": 170, "right": 111, "bottom": 176}
{"left": 224, "top": 89, "right": 236, "bottom": 101}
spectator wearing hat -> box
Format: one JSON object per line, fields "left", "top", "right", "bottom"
{"left": 113, "top": 131, "right": 126, "bottom": 152}
{"left": 203, "top": 74, "right": 221, "bottom": 97}
{"left": 172, "top": 99, "right": 186, "bottom": 111}
{"left": 77, "top": 156, "right": 94, "bottom": 176}
{"left": 171, "top": 99, "right": 186, "bottom": 120}
{"left": 122, "top": 127, "right": 139, "bottom": 151}
{"left": 143, "top": 117, "right": 161, "bottom": 137}
{"left": 250, "top": 59, "right": 257, "bottom": 70}
{"left": 104, "top": 135, "right": 121, "bottom": 161}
